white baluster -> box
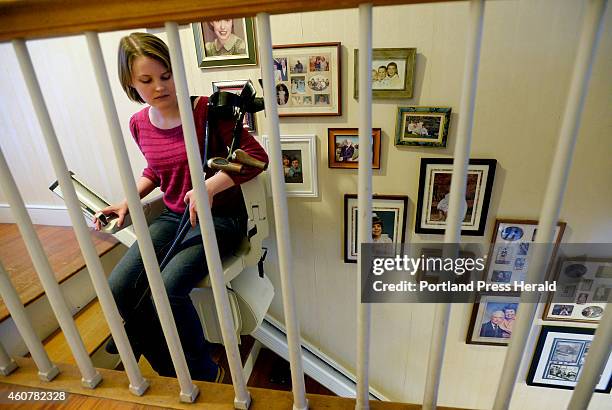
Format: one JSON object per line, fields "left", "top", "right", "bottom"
{"left": 356, "top": 3, "right": 373, "bottom": 410}
{"left": 0, "top": 260, "right": 58, "bottom": 381}
{"left": 256, "top": 13, "right": 308, "bottom": 410}
{"left": 165, "top": 22, "right": 251, "bottom": 408}
{"left": 494, "top": 1, "right": 608, "bottom": 408}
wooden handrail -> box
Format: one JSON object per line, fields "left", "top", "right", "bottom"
{"left": 0, "top": 0, "right": 458, "bottom": 42}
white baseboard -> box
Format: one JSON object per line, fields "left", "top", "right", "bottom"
{"left": 252, "top": 316, "right": 388, "bottom": 401}
{"left": 0, "top": 204, "right": 71, "bottom": 226}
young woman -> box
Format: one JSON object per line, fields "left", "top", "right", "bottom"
{"left": 95, "top": 32, "right": 267, "bottom": 382}
{"left": 204, "top": 19, "right": 246, "bottom": 56}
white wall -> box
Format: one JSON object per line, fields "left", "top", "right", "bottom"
{"left": 0, "top": 1, "right": 610, "bottom": 409}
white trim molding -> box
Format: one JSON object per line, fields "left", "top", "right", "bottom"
{"left": 0, "top": 203, "right": 71, "bottom": 226}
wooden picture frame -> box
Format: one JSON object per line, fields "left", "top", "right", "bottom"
{"left": 272, "top": 42, "right": 341, "bottom": 117}
{"left": 344, "top": 194, "right": 408, "bottom": 263}
{"left": 261, "top": 134, "right": 318, "bottom": 198}
{"left": 526, "top": 326, "right": 612, "bottom": 393}
{"left": 483, "top": 219, "right": 566, "bottom": 285}
{"left": 466, "top": 293, "right": 520, "bottom": 346}
{"left": 542, "top": 258, "right": 611, "bottom": 324}
{"left": 395, "top": 106, "right": 451, "bottom": 147}
{"left": 212, "top": 79, "right": 257, "bottom": 133}
{"left": 354, "top": 48, "right": 416, "bottom": 99}
{"left": 328, "top": 128, "right": 381, "bottom": 169}
{"left": 415, "top": 158, "right": 497, "bottom": 236}
{"left": 192, "top": 18, "right": 257, "bottom": 68}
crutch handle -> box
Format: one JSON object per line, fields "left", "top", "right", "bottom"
{"left": 232, "top": 149, "right": 268, "bottom": 170}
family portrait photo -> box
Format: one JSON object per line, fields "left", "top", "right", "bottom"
{"left": 192, "top": 17, "right": 257, "bottom": 68}
{"left": 467, "top": 294, "right": 520, "bottom": 346}
{"left": 415, "top": 158, "right": 496, "bottom": 235}
{"left": 328, "top": 128, "right": 381, "bottom": 169}
{"left": 354, "top": 48, "right": 416, "bottom": 99}
{"left": 544, "top": 258, "right": 610, "bottom": 323}
{"left": 282, "top": 150, "right": 303, "bottom": 184}
{"left": 261, "top": 134, "right": 318, "bottom": 197}
{"left": 343, "top": 194, "right": 408, "bottom": 263}
{"left": 272, "top": 43, "right": 341, "bottom": 116}
{"left": 395, "top": 107, "right": 452, "bottom": 147}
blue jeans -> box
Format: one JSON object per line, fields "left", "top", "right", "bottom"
{"left": 108, "top": 208, "right": 245, "bottom": 381}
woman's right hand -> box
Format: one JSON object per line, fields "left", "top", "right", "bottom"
{"left": 93, "top": 201, "right": 129, "bottom": 231}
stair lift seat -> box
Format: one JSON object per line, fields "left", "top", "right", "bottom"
{"left": 51, "top": 172, "right": 274, "bottom": 346}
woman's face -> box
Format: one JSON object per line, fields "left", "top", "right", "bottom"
{"left": 211, "top": 20, "right": 233, "bottom": 43}
{"left": 130, "top": 56, "right": 176, "bottom": 109}
{"left": 282, "top": 157, "right": 290, "bottom": 166}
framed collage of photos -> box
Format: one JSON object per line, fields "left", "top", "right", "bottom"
{"left": 261, "top": 134, "right": 318, "bottom": 198}
{"left": 526, "top": 326, "right": 612, "bottom": 393}
{"left": 354, "top": 48, "right": 416, "bottom": 99}
{"left": 327, "top": 128, "right": 381, "bottom": 169}
{"left": 466, "top": 293, "right": 520, "bottom": 346}
{"left": 212, "top": 80, "right": 257, "bottom": 133}
{"left": 343, "top": 194, "right": 408, "bottom": 263}
{"left": 543, "top": 258, "right": 611, "bottom": 323}
{"left": 395, "top": 106, "right": 451, "bottom": 147}
{"left": 272, "top": 42, "right": 341, "bottom": 117}
{"left": 483, "top": 219, "right": 566, "bottom": 285}
{"left": 415, "top": 158, "right": 497, "bottom": 236}
{"left": 192, "top": 18, "right": 258, "bottom": 68}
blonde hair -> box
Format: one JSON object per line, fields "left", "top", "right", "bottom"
{"left": 117, "top": 33, "right": 171, "bottom": 103}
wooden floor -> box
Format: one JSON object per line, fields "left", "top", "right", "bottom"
{"left": 0, "top": 223, "right": 118, "bottom": 321}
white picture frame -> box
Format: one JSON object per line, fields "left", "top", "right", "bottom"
{"left": 261, "top": 134, "right": 318, "bottom": 198}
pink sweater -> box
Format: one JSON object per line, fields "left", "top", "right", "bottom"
{"left": 129, "top": 97, "right": 268, "bottom": 215}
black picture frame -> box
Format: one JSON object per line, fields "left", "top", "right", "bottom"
{"left": 526, "top": 325, "right": 612, "bottom": 393}
{"left": 343, "top": 194, "right": 409, "bottom": 263}
{"left": 415, "top": 158, "right": 497, "bottom": 236}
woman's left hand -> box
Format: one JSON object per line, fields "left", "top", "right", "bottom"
{"left": 184, "top": 187, "right": 215, "bottom": 227}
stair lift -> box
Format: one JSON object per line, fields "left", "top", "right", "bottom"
{"left": 50, "top": 168, "right": 274, "bottom": 345}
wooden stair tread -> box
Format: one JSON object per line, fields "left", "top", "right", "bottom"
{"left": 43, "top": 299, "right": 110, "bottom": 364}
{"left": 0, "top": 223, "right": 119, "bottom": 322}
{"left": 0, "top": 356, "right": 459, "bottom": 410}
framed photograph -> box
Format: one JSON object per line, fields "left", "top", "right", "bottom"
{"left": 328, "top": 128, "right": 381, "bottom": 169}
{"left": 272, "top": 42, "right": 341, "bottom": 117}
{"left": 415, "top": 158, "right": 497, "bottom": 236}
{"left": 212, "top": 79, "right": 257, "bottom": 133}
{"left": 466, "top": 294, "right": 520, "bottom": 346}
{"left": 192, "top": 18, "right": 257, "bottom": 68}
{"left": 543, "top": 258, "right": 611, "bottom": 323}
{"left": 527, "top": 326, "right": 612, "bottom": 392}
{"left": 395, "top": 106, "right": 451, "bottom": 147}
{"left": 261, "top": 135, "right": 318, "bottom": 197}
{"left": 354, "top": 48, "right": 416, "bottom": 99}
{"left": 343, "top": 194, "right": 408, "bottom": 263}
{"left": 483, "top": 219, "right": 566, "bottom": 285}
